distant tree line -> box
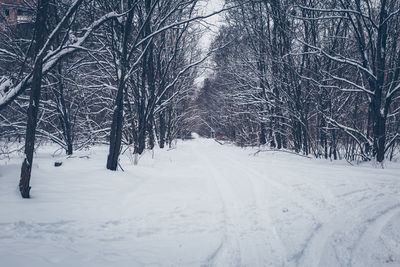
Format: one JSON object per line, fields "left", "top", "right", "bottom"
{"left": 196, "top": 0, "right": 400, "bottom": 163}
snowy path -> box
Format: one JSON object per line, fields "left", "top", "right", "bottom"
{"left": 192, "top": 140, "right": 286, "bottom": 266}
{"left": 0, "top": 137, "right": 399, "bottom": 266}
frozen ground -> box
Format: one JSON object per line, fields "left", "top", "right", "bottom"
{"left": 0, "top": 136, "right": 399, "bottom": 267}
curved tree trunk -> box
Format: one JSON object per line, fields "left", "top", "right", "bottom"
{"left": 19, "top": 0, "right": 50, "bottom": 198}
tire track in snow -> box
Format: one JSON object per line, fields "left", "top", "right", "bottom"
{"left": 212, "top": 150, "right": 291, "bottom": 266}
{"left": 199, "top": 141, "right": 338, "bottom": 266}
{"left": 237, "top": 165, "right": 341, "bottom": 267}
{"left": 191, "top": 141, "right": 242, "bottom": 266}
{"left": 190, "top": 139, "right": 400, "bottom": 266}
{"left": 217, "top": 151, "right": 340, "bottom": 265}
{"left": 295, "top": 191, "right": 400, "bottom": 266}
{"left": 350, "top": 204, "right": 400, "bottom": 267}
{"left": 240, "top": 156, "right": 400, "bottom": 267}
{"left": 193, "top": 140, "right": 287, "bottom": 266}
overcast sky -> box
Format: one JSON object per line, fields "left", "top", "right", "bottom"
{"left": 194, "top": 0, "right": 225, "bottom": 88}
{"left": 198, "top": 0, "right": 225, "bottom": 51}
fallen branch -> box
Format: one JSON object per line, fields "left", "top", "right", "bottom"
{"left": 251, "top": 149, "right": 312, "bottom": 158}
{"left": 214, "top": 139, "right": 224, "bottom": 145}
{"left": 118, "top": 161, "right": 125, "bottom": 172}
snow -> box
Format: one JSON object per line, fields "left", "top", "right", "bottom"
{"left": 0, "top": 137, "right": 399, "bottom": 266}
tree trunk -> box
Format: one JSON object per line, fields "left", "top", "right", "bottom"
{"left": 167, "top": 107, "right": 173, "bottom": 148}
{"left": 106, "top": 0, "right": 134, "bottom": 170}
{"left": 159, "top": 111, "right": 166, "bottom": 148}
{"left": 19, "top": 0, "right": 50, "bottom": 198}
{"left": 259, "top": 122, "right": 266, "bottom": 145}
{"left": 147, "top": 115, "right": 155, "bottom": 150}
{"left": 144, "top": 0, "right": 155, "bottom": 150}
{"left": 56, "top": 63, "right": 73, "bottom": 155}
{"left": 374, "top": 114, "right": 386, "bottom": 162}
{"left": 106, "top": 80, "right": 124, "bottom": 170}
{"left": 134, "top": 104, "right": 146, "bottom": 156}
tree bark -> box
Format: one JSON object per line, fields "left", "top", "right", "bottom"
{"left": 56, "top": 63, "right": 73, "bottom": 155}
{"left": 259, "top": 122, "right": 266, "bottom": 145}
{"left": 106, "top": 0, "right": 134, "bottom": 170}
{"left": 19, "top": 0, "right": 50, "bottom": 198}
{"left": 159, "top": 111, "right": 166, "bottom": 148}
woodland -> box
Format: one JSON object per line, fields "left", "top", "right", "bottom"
{"left": 1, "top": 0, "right": 400, "bottom": 199}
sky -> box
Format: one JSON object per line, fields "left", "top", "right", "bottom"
{"left": 198, "top": 0, "right": 225, "bottom": 51}
{"left": 194, "top": 0, "right": 225, "bottom": 88}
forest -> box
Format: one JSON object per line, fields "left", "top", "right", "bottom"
{"left": 0, "top": 0, "right": 221, "bottom": 197}
{"left": 197, "top": 0, "right": 400, "bottom": 164}
{"left": 1, "top": 1, "right": 400, "bottom": 266}
{"left": 0, "top": 0, "right": 399, "bottom": 199}
{"left": 1, "top": 0, "right": 399, "bottom": 198}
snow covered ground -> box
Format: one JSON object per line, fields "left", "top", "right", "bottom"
{"left": 0, "top": 136, "right": 399, "bottom": 267}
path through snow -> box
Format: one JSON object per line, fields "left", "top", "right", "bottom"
{"left": 0, "top": 137, "right": 399, "bottom": 266}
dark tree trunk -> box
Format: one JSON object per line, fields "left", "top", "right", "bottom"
{"left": 135, "top": 53, "right": 147, "bottom": 156}
{"left": 321, "top": 121, "right": 328, "bottom": 159}
{"left": 259, "top": 122, "right": 266, "bottom": 145}
{"left": 147, "top": 115, "right": 155, "bottom": 150}
{"left": 106, "top": 0, "right": 134, "bottom": 170}
{"left": 19, "top": 0, "right": 50, "bottom": 198}
{"left": 276, "top": 130, "right": 282, "bottom": 149}
{"left": 302, "top": 123, "right": 309, "bottom": 155}
{"left": 106, "top": 79, "right": 124, "bottom": 170}
{"left": 330, "top": 129, "right": 338, "bottom": 160}
{"left": 51, "top": 2, "right": 73, "bottom": 155}
{"left": 144, "top": 0, "right": 155, "bottom": 150}
{"left": 374, "top": 114, "right": 386, "bottom": 162}
{"left": 56, "top": 63, "right": 73, "bottom": 155}
{"left": 159, "top": 111, "right": 166, "bottom": 148}
{"left": 167, "top": 107, "right": 173, "bottom": 148}
{"left": 293, "top": 120, "right": 301, "bottom": 153}
{"left": 134, "top": 104, "right": 146, "bottom": 155}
